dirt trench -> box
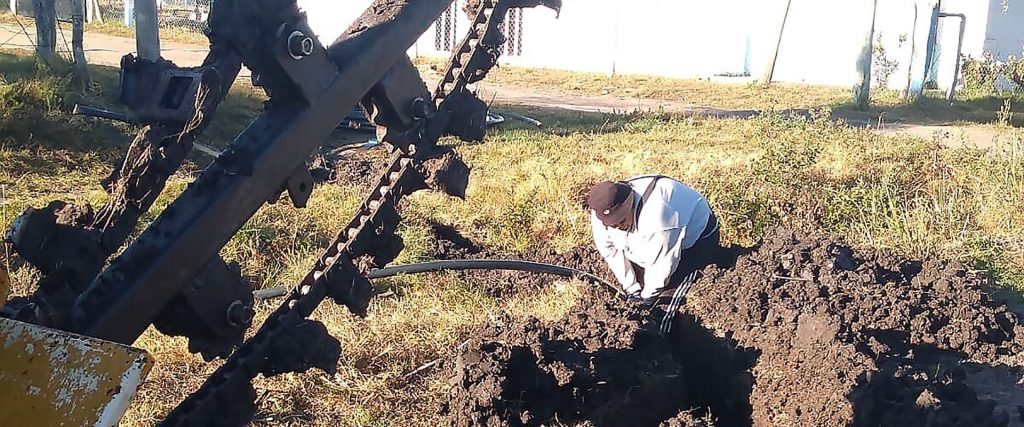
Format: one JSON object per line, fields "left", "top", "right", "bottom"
{"left": 439, "top": 225, "right": 1024, "bottom": 427}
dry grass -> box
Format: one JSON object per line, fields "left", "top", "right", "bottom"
{"left": 415, "top": 56, "right": 850, "bottom": 111}
{"left": 414, "top": 56, "right": 1024, "bottom": 128}
{"left": 2, "top": 48, "right": 1023, "bottom": 426}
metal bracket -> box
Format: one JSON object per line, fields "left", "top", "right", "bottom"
{"left": 285, "top": 167, "right": 315, "bottom": 208}
{"left": 118, "top": 54, "right": 206, "bottom": 124}
{"left": 273, "top": 21, "right": 338, "bottom": 104}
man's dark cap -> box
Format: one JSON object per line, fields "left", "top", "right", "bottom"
{"left": 588, "top": 181, "right": 635, "bottom": 227}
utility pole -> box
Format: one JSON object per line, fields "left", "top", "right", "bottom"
{"left": 135, "top": 0, "right": 160, "bottom": 61}
{"left": 71, "top": 0, "right": 92, "bottom": 88}
{"left": 761, "top": 0, "right": 793, "bottom": 85}
{"left": 31, "top": 0, "right": 57, "bottom": 66}
{"left": 853, "top": 0, "right": 879, "bottom": 110}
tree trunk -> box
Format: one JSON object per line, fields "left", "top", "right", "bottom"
{"left": 71, "top": 0, "right": 92, "bottom": 88}
{"left": 761, "top": 0, "right": 793, "bottom": 85}
{"left": 32, "top": 0, "right": 57, "bottom": 66}
{"left": 93, "top": 0, "right": 104, "bottom": 23}
{"left": 853, "top": 0, "right": 878, "bottom": 110}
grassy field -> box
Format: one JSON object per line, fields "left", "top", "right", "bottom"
{"left": 416, "top": 56, "right": 1024, "bottom": 127}
{"left": 415, "top": 56, "right": 853, "bottom": 111}
{"left": 2, "top": 49, "right": 1024, "bottom": 425}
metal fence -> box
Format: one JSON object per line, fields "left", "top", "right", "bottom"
{"left": 8, "top": 0, "right": 76, "bottom": 20}
{"left": 431, "top": 1, "right": 525, "bottom": 58}
{"left": 8, "top": 0, "right": 208, "bottom": 34}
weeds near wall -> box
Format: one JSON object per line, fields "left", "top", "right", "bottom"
{"left": 960, "top": 50, "right": 1024, "bottom": 100}
{"left": 961, "top": 52, "right": 1001, "bottom": 98}
{"left": 871, "top": 33, "right": 903, "bottom": 91}
{"left": 1003, "top": 53, "right": 1024, "bottom": 90}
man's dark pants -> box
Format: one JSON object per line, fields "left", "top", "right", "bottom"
{"left": 630, "top": 212, "right": 721, "bottom": 333}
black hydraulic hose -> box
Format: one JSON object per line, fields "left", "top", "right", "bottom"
{"left": 253, "top": 259, "right": 618, "bottom": 300}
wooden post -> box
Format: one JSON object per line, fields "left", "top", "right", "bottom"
{"left": 761, "top": 0, "right": 793, "bottom": 85}
{"left": 124, "top": 0, "right": 133, "bottom": 26}
{"left": 853, "top": 0, "right": 879, "bottom": 110}
{"left": 31, "top": 0, "right": 57, "bottom": 66}
{"left": 9, "top": 0, "right": 15, "bottom": 15}
{"left": 91, "top": 0, "right": 103, "bottom": 23}
{"left": 71, "top": 0, "right": 92, "bottom": 88}
{"left": 134, "top": 0, "right": 160, "bottom": 61}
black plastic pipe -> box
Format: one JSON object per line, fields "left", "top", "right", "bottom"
{"left": 253, "top": 259, "right": 617, "bottom": 300}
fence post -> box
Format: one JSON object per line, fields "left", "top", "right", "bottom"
{"left": 762, "top": 0, "right": 793, "bottom": 85}
{"left": 9, "top": 0, "right": 15, "bottom": 14}
{"left": 32, "top": 0, "right": 57, "bottom": 66}
{"left": 91, "top": 0, "right": 103, "bottom": 22}
{"left": 853, "top": 0, "right": 879, "bottom": 110}
{"left": 72, "top": 0, "right": 92, "bottom": 88}
{"left": 124, "top": 0, "right": 134, "bottom": 26}
{"left": 135, "top": 0, "right": 160, "bottom": 61}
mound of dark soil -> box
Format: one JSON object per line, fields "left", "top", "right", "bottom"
{"left": 443, "top": 226, "right": 1024, "bottom": 427}
{"left": 444, "top": 291, "right": 693, "bottom": 426}
{"left": 687, "top": 227, "right": 1024, "bottom": 426}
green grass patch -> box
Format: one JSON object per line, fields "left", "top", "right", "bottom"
{"left": 408, "top": 107, "right": 1024, "bottom": 292}
{"left": 415, "top": 56, "right": 850, "bottom": 111}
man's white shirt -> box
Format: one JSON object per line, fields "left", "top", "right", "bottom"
{"left": 590, "top": 176, "right": 711, "bottom": 299}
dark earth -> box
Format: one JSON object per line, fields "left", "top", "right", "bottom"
{"left": 434, "top": 225, "right": 1024, "bottom": 427}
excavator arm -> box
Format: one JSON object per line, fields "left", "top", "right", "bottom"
{"left": 2, "top": 0, "right": 560, "bottom": 425}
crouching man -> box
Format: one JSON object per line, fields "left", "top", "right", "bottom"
{"left": 587, "top": 175, "right": 720, "bottom": 331}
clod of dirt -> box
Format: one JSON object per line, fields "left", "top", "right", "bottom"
{"left": 660, "top": 411, "right": 717, "bottom": 427}
{"left": 687, "top": 226, "right": 1024, "bottom": 427}
{"left": 309, "top": 147, "right": 388, "bottom": 187}
{"left": 419, "top": 147, "right": 471, "bottom": 199}
{"left": 445, "top": 289, "right": 697, "bottom": 427}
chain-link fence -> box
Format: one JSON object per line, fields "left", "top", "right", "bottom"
{"left": 7, "top": 0, "right": 208, "bottom": 34}
{"left": 7, "top": 0, "right": 77, "bottom": 20}
{"left": 94, "top": 0, "right": 209, "bottom": 34}
{"left": 1, "top": 0, "right": 80, "bottom": 60}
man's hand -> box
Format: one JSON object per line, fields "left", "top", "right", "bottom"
{"left": 623, "top": 293, "right": 656, "bottom": 308}
{"left": 622, "top": 281, "right": 642, "bottom": 297}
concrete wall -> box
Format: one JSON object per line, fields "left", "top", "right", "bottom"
{"left": 984, "top": 0, "right": 1024, "bottom": 60}
{"left": 298, "top": 0, "right": 1024, "bottom": 92}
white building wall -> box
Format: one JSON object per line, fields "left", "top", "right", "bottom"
{"left": 771, "top": 0, "right": 878, "bottom": 87}
{"left": 297, "top": 0, "right": 1023, "bottom": 92}
{"left": 932, "top": 0, "right": 991, "bottom": 90}
{"left": 984, "top": 0, "right": 1024, "bottom": 60}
